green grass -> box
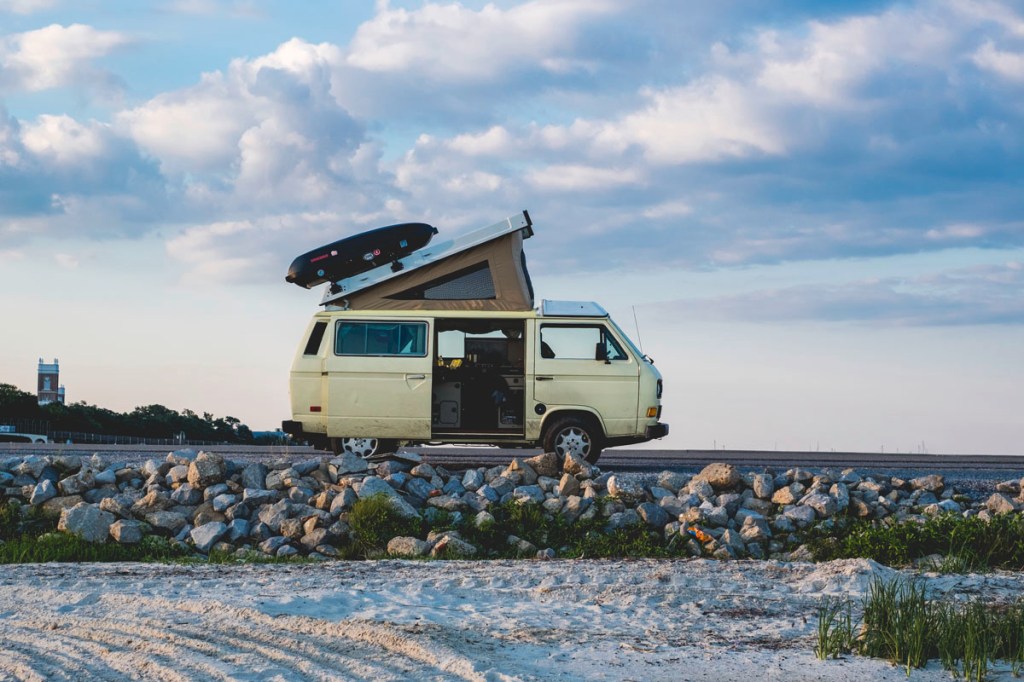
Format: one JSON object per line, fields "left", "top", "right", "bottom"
{"left": 815, "top": 577, "right": 1024, "bottom": 680}
{"left": 0, "top": 533, "right": 191, "bottom": 563}
{"left": 347, "top": 494, "right": 423, "bottom": 557}
{"left": 808, "top": 513, "right": 1024, "bottom": 570}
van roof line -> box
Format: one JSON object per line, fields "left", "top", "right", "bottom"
{"left": 540, "top": 300, "right": 608, "bottom": 317}
{"left": 320, "top": 211, "right": 533, "bottom": 307}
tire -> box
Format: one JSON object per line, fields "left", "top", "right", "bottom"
{"left": 331, "top": 437, "right": 397, "bottom": 459}
{"left": 542, "top": 416, "right": 603, "bottom": 464}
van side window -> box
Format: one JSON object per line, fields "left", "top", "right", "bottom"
{"left": 539, "top": 325, "right": 628, "bottom": 361}
{"left": 303, "top": 321, "right": 328, "bottom": 355}
{"left": 335, "top": 321, "right": 428, "bottom": 357}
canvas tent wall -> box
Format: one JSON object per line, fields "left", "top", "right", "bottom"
{"left": 341, "top": 229, "right": 534, "bottom": 311}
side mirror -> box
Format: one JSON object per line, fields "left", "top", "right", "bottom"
{"left": 595, "top": 343, "right": 610, "bottom": 363}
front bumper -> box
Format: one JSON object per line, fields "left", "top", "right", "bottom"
{"left": 645, "top": 422, "right": 669, "bottom": 440}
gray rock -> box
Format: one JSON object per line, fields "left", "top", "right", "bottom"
{"left": 187, "top": 451, "right": 226, "bottom": 488}
{"left": 277, "top": 544, "right": 299, "bottom": 558}
{"left": 330, "top": 488, "right": 358, "bottom": 515}
{"left": 442, "top": 478, "right": 466, "bottom": 497}
{"left": 387, "top": 536, "right": 431, "bottom": 558}
{"left": 430, "top": 535, "right": 477, "bottom": 558}
{"left": 259, "top": 536, "right": 290, "bottom": 554}
{"left": 561, "top": 496, "right": 592, "bottom": 523}
{"left": 474, "top": 510, "right": 495, "bottom": 528}
{"left": 242, "top": 488, "right": 276, "bottom": 505}
{"left": 191, "top": 522, "right": 228, "bottom": 552}
{"left": 292, "top": 458, "right": 321, "bottom": 476}
{"left": 427, "top": 495, "right": 464, "bottom": 511}
{"left": 258, "top": 499, "right": 291, "bottom": 532}
{"left": 405, "top": 477, "right": 435, "bottom": 502}
{"left": 170, "top": 483, "right": 203, "bottom": 506}
{"left": 94, "top": 469, "right": 117, "bottom": 486}
{"left": 802, "top": 493, "right": 838, "bottom": 518}
{"left": 241, "top": 463, "right": 268, "bottom": 490}
{"left": 506, "top": 459, "right": 538, "bottom": 486}
{"left": 910, "top": 474, "right": 944, "bottom": 494}
{"left": 688, "top": 478, "right": 715, "bottom": 502}
{"left": 637, "top": 502, "right": 669, "bottom": 528}
{"left": 512, "top": 485, "right": 545, "bottom": 505}
{"left": 783, "top": 505, "right": 818, "bottom": 528}
{"left": 740, "top": 515, "right": 772, "bottom": 542}
{"left": 300, "top": 528, "right": 329, "bottom": 549}
{"left": 132, "top": 490, "right": 175, "bottom": 515}
{"left": 607, "top": 476, "right": 646, "bottom": 505}
{"left": 656, "top": 471, "right": 690, "bottom": 493}
{"left": 704, "top": 506, "right": 729, "bottom": 528}
{"left": 58, "top": 503, "right": 114, "bottom": 543}
{"left": 461, "top": 469, "right": 484, "bottom": 491}
{"left": 376, "top": 460, "right": 411, "bottom": 477}
{"left": 203, "top": 483, "right": 230, "bottom": 501}
{"left": 410, "top": 463, "right": 437, "bottom": 479}
{"left": 30, "top": 479, "right": 57, "bottom": 506}
{"left": 751, "top": 474, "right": 774, "bottom": 499}
{"left": 477, "top": 485, "right": 499, "bottom": 502}
{"left": 489, "top": 476, "right": 515, "bottom": 497}
{"left": 58, "top": 471, "right": 95, "bottom": 496}
{"left": 212, "top": 494, "right": 238, "bottom": 512}
{"left": 606, "top": 509, "right": 641, "bottom": 531}
{"left": 145, "top": 511, "right": 189, "bottom": 534}
{"left": 109, "top": 519, "right": 144, "bottom": 544}
{"left": 167, "top": 464, "right": 190, "bottom": 485}
{"left": 227, "top": 518, "right": 251, "bottom": 542}
{"left": 556, "top": 473, "right": 580, "bottom": 497}
{"left": 563, "top": 452, "right": 598, "bottom": 479}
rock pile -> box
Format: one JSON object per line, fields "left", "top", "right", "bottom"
{"left": 1, "top": 451, "right": 1019, "bottom": 561}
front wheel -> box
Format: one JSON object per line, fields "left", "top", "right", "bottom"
{"left": 331, "top": 437, "right": 397, "bottom": 459}
{"left": 542, "top": 416, "right": 603, "bottom": 464}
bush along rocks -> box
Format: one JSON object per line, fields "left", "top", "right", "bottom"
{"left": 0, "top": 454, "right": 1008, "bottom": 562}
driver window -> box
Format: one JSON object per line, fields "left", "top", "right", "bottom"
{"left": 540, "top": 325, "right": 628, "bottom": 361}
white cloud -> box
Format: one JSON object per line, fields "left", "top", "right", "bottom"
{"left": 20, "top": 115, "right": 111, "bottom": 167}
{"left": 0, "top": 0, "right": 56, "bottom": 14}
{"left": 527, "top": 164, "right": 643, "bottom": 191}
{"left": 346, "top": 0, "right": 620, "bottom": 81}
{"left": 973, "top": 40, "right": 1024, "bottom": 82}
{"left": 642, "top": 201, "right": 692, "bottom": 219}
{"left": 448, "top": 126, "right": 513, "bottom": 156}
{"left": 0, "top": 23, "right": 130, "bottom": 92}
{"left": 925, "top": 223, "right": 986, "bottom": 240}
{"left": 54, "top": 252, "right": 78, "bottom": 268}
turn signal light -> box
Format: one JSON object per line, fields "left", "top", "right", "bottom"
{"left": 646, "top": 407, "right": 658, "bottom": 418}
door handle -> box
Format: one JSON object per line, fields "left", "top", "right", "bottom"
{"left": 536, "top": 376, "right": 554, "bottom": 381}
{"left": 406, "top": 374, "right": 426, "bottom": 380}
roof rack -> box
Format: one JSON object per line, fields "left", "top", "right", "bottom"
{"left": 320, "top": 211, "right": 533, "bottom": 307}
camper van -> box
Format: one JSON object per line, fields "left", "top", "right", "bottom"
{"left": 282, "top": 212, "right": 668, "bottom": 463}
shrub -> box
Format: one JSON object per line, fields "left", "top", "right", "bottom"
{"left": 347, "top": 494, "right": 422, "bottom": 557}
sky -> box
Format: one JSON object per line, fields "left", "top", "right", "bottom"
{"left": 1, "top": 0, "right": 1022, "bottom": 454}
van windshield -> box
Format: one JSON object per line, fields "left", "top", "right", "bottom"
{"left": 607, "top": 319, "right": 651, "bottom": 364}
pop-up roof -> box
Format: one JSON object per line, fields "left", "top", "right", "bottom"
{"left": 321, "top": 211, "right": 536, "bottom": 311}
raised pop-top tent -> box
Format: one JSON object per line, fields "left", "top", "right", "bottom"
{"left": 313, "top": 211, "right": 536, "bottom": 312}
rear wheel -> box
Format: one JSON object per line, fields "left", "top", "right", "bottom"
{"left": 542, "top": 416, "right": 603, "bottom": 464}
{"left": 331, "top": 437, "right": 397, "bottom": 459}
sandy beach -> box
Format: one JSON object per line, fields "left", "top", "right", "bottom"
{"left": 2, "top": 558, "right": 1024, "bottom": 681}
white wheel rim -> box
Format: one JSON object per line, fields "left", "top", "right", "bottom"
{"left": 554, "top": 427, "right": 590, "bottom": 458}
{"left": 342, "top": 438, "right": 378, "bottom": 459}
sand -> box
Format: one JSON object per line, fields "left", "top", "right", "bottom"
{"left": 2, "top": 558, "right": 1024, "bottom": 680}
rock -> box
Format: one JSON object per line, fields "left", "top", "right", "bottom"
{"left": 187, "top": 451, "right": 226, "bottom": 488}
{"left": 695, "top": 463, "right": 740, "bottom": 490}
{"left": 606, "top": 509, "right": 641, "bottom": 531}
{"left": 58, "top": 471, "right": 95, "bottom": 496}
{"left": 474, "top": 510, "right": 495, "bottom": 528}
{"left": 279, "top": 518, "right": 305, "bottom": 539}
{"left": 99, "top": 497, "right": 131, "bottom": 519}
{"left": 30, "top": 479, "right": 57, "bottom": 506}
{"left": 146, "top": 511, "right": 189, "bottom": 534}
{"left": 442, "top": 478, "right": 466, "bottom": 497}
{"left": 507, "top": 535, "right": 538, "bottom": 556}
{"left": 410, "top": 463, "right": 437, "bottom": 479}
{"left": 525, "top": 452, "right": 560, "bottom": 478}
{"left": 430, "top": 535, "right": 477, "bottom": 558}
{"left": 132, "top": 491, "right": 175, "bottom": 515}
{"left": 556, "top": 473, "right": 580, "bottom": 497}
{"left": 607, "top": 476, "right": 646, "bottom": 505}
{"left": 688, "top": 478, "right": 715, "bottom": 502}
{"left": 910, "top": 474, "right": 944, "bottom": 494}
{"left": 388, "top": 536, "right": 431, "bottom": 558}
{"left": 330, "top": 453, "right": 370, "bottom": 476}
{"left": 740, "top": 515, "right": 772, "bottom": 542}
{"left": 58, "top": 503, "right": 114, "bottom": 543}
{"left": 329, "top": 488, "right": 358, "bottom": 515}
{"left": 40, "top": 495, "right": 84, "bottom": 517}
{"left": 241, "top": 463, "right": 268, "bottom": 490}
{"left": 212, "top": 494, "right": 238, "bottom": 512}
{"left": 751, "top": 474, "right": 774, "bottom": 499}
{"left": 242, "top": 488, "right": 276, "bottom": 506}
{"left": 704, "top": 506, "right": 729, "bottom": 528}
{"left": 506, "top": 459, "right": 538, "bottom": 486}
{"left": 489, "top": 477, "right": 515, "bottom": 497}
{"left": 227, "top": 519, "right": 251, "bottom": 542}
{"left": 637, "top": 502, "right": 669, "bottom": 528}
{"left": 109, "top": 519, "right": 144, "bottom": 544}
{"left": 986, "top": 493, "right": 1017, "bottom": 515}
{"left": 802, "top": 493, "right": 838, "bottom": 518}
{"left": 405, "top": 477, "right": 435, "bottom": 502}
{"left": 167, "top": 464, "right": 190, "bottom": 485}
{"left": 258, "top": 500, "right": 292, "bottom": 532}
{"left": 461, "top": 469, "right": 484, "bottom": 491}
{"left": 170, "top": 483, "right": 203, "bottom": 506}
{"left": 427, "top": 495, "right": 464, "bottom": 511}
{"left": 191, "top": 522, "right": 228, "bottom": 552}
{"left": 562, "top": 452, "right": 597, "bottom": 479}
{"left": 376, "top": 460, "right": 411, "bottom": 477}
{"left": 512, "top": 485, "right": 545, "bottom": 505}
{"left": 259, "top": 536, "right": 290, "bottom": 554}
{"left": 783, "top": 505, "right": 818, "bottom": 528}
{"left": 771, "top": 485, "right": 798, "bottom": 505}
{"left": 656, "top": 471, "right": 689, "bottom": 494}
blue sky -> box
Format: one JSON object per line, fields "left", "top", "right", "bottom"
{"left": 1, "top": 0, "right": 1022, "bottom": 454}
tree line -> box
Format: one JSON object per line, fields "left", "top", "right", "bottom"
{"left": 0, "top": 383, "right": 261, "bottom": 443}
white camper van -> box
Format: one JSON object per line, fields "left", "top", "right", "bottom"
{"left": 283, "top": 212, "right": 667, "bottom": 463}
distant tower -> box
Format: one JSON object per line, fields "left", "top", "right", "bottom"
{"left": 37, "top": 358, "right": 64, "bottom": 405}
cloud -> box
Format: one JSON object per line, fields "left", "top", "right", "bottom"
{"left": 0, "top": 0, "right": 56, "bottom": 14}
{"left": 973, "top": 40, "right": 1024, "bottom": 82}
{"left": 0, "top": 23, "right": 130, "bottom": 93}
{"left": 346, "top": 0, "right": 621, "bottom": 82}
{"left": 663, "top": 262, "right": 1024, "bottom": 326}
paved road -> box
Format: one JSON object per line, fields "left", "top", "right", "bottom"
{"left": 2, "top": 443, "right": 1022, "bottom": 474}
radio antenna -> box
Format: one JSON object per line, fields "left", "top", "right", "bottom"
{"left": 632, "top": 305, "right": 644, "bottom": 354}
